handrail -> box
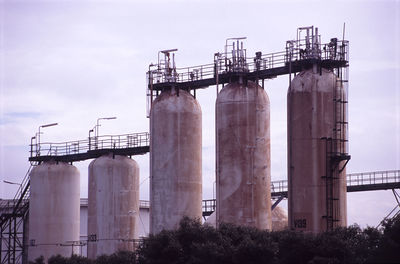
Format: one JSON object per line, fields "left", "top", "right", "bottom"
{"left": 29, "top": 132, "right": 150, "bottom": 159}
{"left": 147, "top": 39, "right": 349, "bottom": 87}
{"left": 270, "top": 170, "right": 400, "bottom": 196}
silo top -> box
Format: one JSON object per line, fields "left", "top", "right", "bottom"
{"left": 30, "top": 161, "right": 79, "bottom": 176}
{"left": 151, "top": 88, "right": 201, "bottom": 114}
{"left": 289, "top": 68, "right": 336, "bottom": 93}
{"left": 217, "top": 81, "right": 269, "bottom": 105}
{"left": 89, "top": 154, "right": 138, "bottom": 169}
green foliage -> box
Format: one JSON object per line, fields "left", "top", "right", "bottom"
{"left": 48, "top": 254, "right": 91, "bottom": 264}
{"left": 367, "top": 217, "right": 400, "bottom": 263}
{"left": 41, "top": 216, "right": 400, "bottom": 264}
{"left": 28, "top": 256, "right": 45, "bottom": 264}
{"left": 94, "top": 251, "right": 136, "bottom": 264}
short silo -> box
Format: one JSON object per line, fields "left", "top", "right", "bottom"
{"left": 216, "top": 80, "right": 271, "bottom": 230}
{"left": 287, "top": 68, "right": 347, "bottom": 233}
{"left": 150, "top": 88, "right": 202, "bottom": 234}
{"left": 87, "top": 154, "right": 139, "bottom": 259}
{"left": 28, "top": 161, "right": 80, "bottom": 262}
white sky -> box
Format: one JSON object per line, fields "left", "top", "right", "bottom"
{"left": 0, "top": 0, "right": 399, "bottom": 228}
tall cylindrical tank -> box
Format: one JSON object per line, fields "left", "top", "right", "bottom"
{"left": 28, "top": 161, "right": 80, "bottom": 262}
{"left": 150, "top": 88, "right": 202, "bottom": 234}
{"left": 216, "top": 80, "right": 271, "bottom": 229}
{"left": 287, "top": 68, "right": 347, "bottom": 233}
{"left": 87, "top": 154, "right": 139, "bottom": 259}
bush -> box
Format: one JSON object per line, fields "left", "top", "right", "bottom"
{"left": 39, "top": 216, "right": 400, "bottom": 264}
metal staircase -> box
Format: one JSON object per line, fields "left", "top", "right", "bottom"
{"left": 1, "top": 165, "right": 33, "bottom": 264}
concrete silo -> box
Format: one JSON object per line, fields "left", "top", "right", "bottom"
{"left": 216, "top": 80, "right": 271, "bottom": 230}
{"left": 150, "top": 88, "right": 202, "bottom": 234}
{"left": 287, "top": 67, "right": 348, "bottom": 233}
{"left": 87, "top": 154, "right": 139, "bottom": 258}
{"left": 28, "top": 161, "right": 80, "bottom": 262}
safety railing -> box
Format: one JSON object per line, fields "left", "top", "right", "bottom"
{"left": 29, "top": 132, "right": 150, "bottom": 159}
{"left": 271, "top": 180, "right": 288, "bottom": 195}
{"left": 270, "top": 170, "right": 400, "bottom": 196}
{"left": 147, "top": 40, "right": 348, "bottom": 87}
{"left": 202, "top": 199, "right": 216, "bottom": 214}
{"left": 347, "top": 170, "right": 400, "bottom": 187}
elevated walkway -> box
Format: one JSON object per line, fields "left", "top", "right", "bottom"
{"left": 28, "top": 132, "right": 149, "bottom": 163}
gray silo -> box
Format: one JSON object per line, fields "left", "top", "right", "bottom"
{"left": 287, "top": 67, "right": 348, "bottom": 232}
{"left": 216, "top": 80, "right": 271, "bottom": 230}
{"left": 150, "top": 87, "right": 202, "bottom": 234}
{"left": 28, "top": 161, "right": 80, "bottom": 262}
{"left": 87, "top": 154, "right": 139, "bottom": 258}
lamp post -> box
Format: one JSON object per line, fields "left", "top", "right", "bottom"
{"left": 94, "top": 117, "right": 116, "bottom": 149}
{"left": 3, "top": 180, "right": 22, "bottom": 187}
{"left": 37, "top": 123, "right": 58, "bottom": 156}
{"left": 3, "top": 180, "right": 22, "bottom": 194}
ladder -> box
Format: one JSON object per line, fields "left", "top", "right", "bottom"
{"left": 323, "top": 64, "right": 350, "bottom": 231}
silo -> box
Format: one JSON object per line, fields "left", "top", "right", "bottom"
{"left": 28, "top": 161, "right": 80, "bottom": 262}
{"left": 216, "top": 80, "right": 271, "bottom": 229}
{"left": 87, "top": 154, "right": 139, "bottom": 259}
{"left": 287, "top": 68, "right": 347, "bottom": 233}
{"left": 150, "top": 88, "right": 202, "bottom": 234}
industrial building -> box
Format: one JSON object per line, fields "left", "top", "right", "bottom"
{"left": 2, "top": 25, "right": 398, "bottom": 264}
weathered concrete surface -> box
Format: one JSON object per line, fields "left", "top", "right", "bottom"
{"left": 287, "top": 68, "right": 347, "bottom": 233}
{"left": 87, "top": 154, "right": 139, "bottom": 259}
{"left": 28, "top": 161, "right": 80, "bottom": 263}
{"left": 216, "top": 80, "right": 271, "bottom": 230}
{"left": 150, "top": 88, "right": 202, "bottom": 234}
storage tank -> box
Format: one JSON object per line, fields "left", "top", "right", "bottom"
{"left": 287, "top": 68, "right": 347, "bottom": 233}
{"left": 216, "top": 80, "right": 271, "bottom": 229}
{"left": 87, "top": 154, "right": 139, "bottom": 259}
{"left": 150, "top": 88, "right": 202, "bottom": 234}
{"left": 28, "top": 161, "right": 80, "bottom": 262}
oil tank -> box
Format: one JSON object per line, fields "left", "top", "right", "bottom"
{"left": 216, "top": 80, "right": 271, "bottom": 229}
{"left": 87, "top": 154, "right": 139, "bottom": 259}
{"left": 28, "top": 161, "right": 80, "bottom": 262}
{"left": 287, "top": 68, "right": 347, "bottom": 233}
{"left": 150, "top": 88, "right": 202, "bottom": 234}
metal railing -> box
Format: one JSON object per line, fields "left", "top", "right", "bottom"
{"left": 347, "top": 170, "right": 400, "bottom": 187}
{"left": 271, "top": 180, "right": 288, "bottom": 195}
{"left": 270, "top": 170, "right": 400, "bottom": 197}
{"left": 147, "top": 39, "right": 348, "bottom": 87}
{"left": 29, "top": 132, "right": 150, "bottom": 159}
{"left": 202, "top": 199, "right": 216, "bottom": 215}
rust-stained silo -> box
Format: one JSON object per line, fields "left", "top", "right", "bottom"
{"left": 87, "top": 154, "right": 139, "bottom": 259}
{"left": 28, "top": 161, "right": 80, "bottom": 263}
{"left": 287, "top": 68, "right": 348, "bottom": 233}
{"left": 150, "top": 88, "right": 202, "bottom": 234}
{"left": 216, "top": 80, "right": 271, "bottom": 229}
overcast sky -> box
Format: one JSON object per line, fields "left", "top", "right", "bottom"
{"left": 0, "top": 0, "right": 399, "bottom": 228}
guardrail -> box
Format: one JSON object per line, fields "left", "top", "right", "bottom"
{"left": 147, "top": 39, "right": 349, "bottom": 86}
{"left": 30, "top": 132, "right": 150, "bottom": 159}
{"left": 347, "top": 170, "right": 400, "bottom": 187}
{"left": 270, "top": 170, "right": 400, "bottom": 197}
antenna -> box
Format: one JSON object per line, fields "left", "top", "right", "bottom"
{"left": 342, "top": 22, "right": 346, "bottom": 42}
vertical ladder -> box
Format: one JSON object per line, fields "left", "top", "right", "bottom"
{"left": 324, "top": 65, "right": 350, "bottom": 231}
